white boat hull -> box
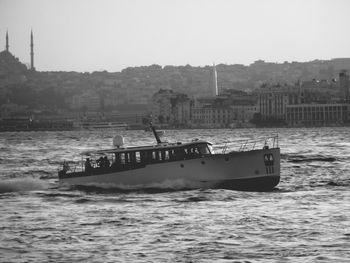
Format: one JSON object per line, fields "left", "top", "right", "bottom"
{"left": 60, "top": 148, "right": 280, "bottom": 191}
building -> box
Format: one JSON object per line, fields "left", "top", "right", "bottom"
{"left": 258, "top": 83, "right": 300, "bottom": 120}
{"left": 172, "top": 94, "right": 193, "bottom": 127}
{"left": 192, "top": 106, "right": 232, "bottom": 128}
{"left": 151, "top": 89, "right": 192, "bottom": 126}
{"left": 286, "top": 103, "right": 350, "bottom": 126}
{"left": 258, "top": 72, "right": 350, "bottom": 126}
{"left": 191, "top": 88, "right": 258, "bottom": 128}
{"left": 230, "top": 105, "right": 258, "bottom": 123}
{"left": 70, "top": 91, "right": 100, "bottom": 111}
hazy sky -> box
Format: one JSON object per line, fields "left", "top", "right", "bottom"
{"left": 1, "top": 0, "right": 350, "bottom": 72}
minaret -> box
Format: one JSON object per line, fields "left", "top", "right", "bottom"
{"left": 6, "top": 30, "right": 9, "bottom": 52}
{"left": 30, "top": 30, "right": 35, "bottom": 71}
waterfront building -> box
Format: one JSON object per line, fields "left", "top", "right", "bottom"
{"left": 172, "top": 94, "right": 193, "bottom": 127}
{"left": 230, "top": 105, "right": 258, "bottom": 123}
{"left": 286, "top": 103, "right": 350, "bottom": 126}
{"left": 191, "top": 88, "right": 258, "bottom": 128}
{"left": 192, "top": 105, "right": 232, "bottom": 128}
{"left": 151, "top": 89, "right": 192, "bottom": 126}
{"left": 258, "top": 71, "right": 350, "bottom": 126}
{"left": 258, "top": 83, "right": 300, "bottom": 120}
{"left": 191, "top": 104, "right": 258, "bottom": 128}
{"left": 257, "top": 74, "right": 345, "bottom": 120}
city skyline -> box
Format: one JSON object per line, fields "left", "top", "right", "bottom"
{"left": 1, "top": 0, "right": 350, "bottom": 72}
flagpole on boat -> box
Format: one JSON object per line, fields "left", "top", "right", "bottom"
{"left": 150, "top": 121, "right": 162, "bottom": 144}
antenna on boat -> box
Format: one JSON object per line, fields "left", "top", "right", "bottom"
{"left": 113, "top": 135, "right": 124, "bottom": 148}
{"left": 150, "top": 121, "right": 162, "bottom": 144}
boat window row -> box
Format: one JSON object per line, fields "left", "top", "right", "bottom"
{"left": 113, "top": 143, "right": 211, "bottom": 166}
{"left": 83, "top": 143, "right": 212, "bottom": 172}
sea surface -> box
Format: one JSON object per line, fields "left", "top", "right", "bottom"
{"left": 0, "top": 128, "right": 349, "bottom": 263}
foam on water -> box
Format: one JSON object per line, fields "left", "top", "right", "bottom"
{"left": 79, "top": 178, "right": 201, "bottom": 190}
{"left": 63, "top": 178, "right": 204, "bottom": 194}
{"left": 0, "top": 177, "right": 50, "bottom": 193}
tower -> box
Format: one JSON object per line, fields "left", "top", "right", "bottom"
{"left": 30, "top": 30, "right": 35, "bottom": 71}
{"left": 5, "top": 30, "right": 9, "bottom": 52}
{"left": 212, "top": 63, "right": 218, "bottom": 97}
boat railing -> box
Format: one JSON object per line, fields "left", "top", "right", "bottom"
{"left": 217, "top": 135, "right": 279, "bottom": 154}
{"left": 58, "top": 159, "right": 84, "bottom": 174}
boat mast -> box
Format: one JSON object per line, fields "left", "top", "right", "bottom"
{"left": 150, "top": 122, "right": 162, "bottom": 144}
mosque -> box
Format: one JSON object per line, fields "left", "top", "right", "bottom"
{"left": 3, "top": 30, "right": 35, "bottom": 71}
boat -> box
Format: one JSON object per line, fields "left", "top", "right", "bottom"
{"left": 58, "top": 124, "right": 280, "bottom": 191}
{"left": 73, "top": 121, "right": 128, "bottom": 130}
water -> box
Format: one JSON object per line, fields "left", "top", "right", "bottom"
{"left": 0, "top": 128, "right": 349, "bottom": 262}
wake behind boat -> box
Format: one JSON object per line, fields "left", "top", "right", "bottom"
{"left": 58, "top": 124, "right": 280, "bottom": 191}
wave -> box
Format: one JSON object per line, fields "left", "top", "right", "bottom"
{"left": 64, "top": 179, "right": 201, "bottom": 194}
{"left": 0, "top": 178, "right": 50, "bottom": 193}
{"left": 282, "top": 154, "right": 337, "bottom": 163}
{"left": 177, "top": 196, "right": 210, "bottom": 202}
{"left": 326, "top": 180, "right": 350, "bottom": 187}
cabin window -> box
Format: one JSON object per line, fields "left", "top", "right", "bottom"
{"left": 125, "top": 153, "right": 130, "bottom": 163}
{"left": 129, "top": 152, "right": 136, "bottom": 164}
{"left": 152, "top": 151, "right": 157, "bottom": 162}
{"left": 157, "top": 151, "right": 162, "bottom": 161}
{"left": 140, "top": 151, "right": 145, "bottom": 163}
{"left": 141, "top": 151, "right": 148, "bottom": 162}
{"left": 185, "top": 147, "right": 196, "bottom": 159}
{"left": 168, "top": 149, "right": 175, "bottom": 160}
{"left": 135, "top": 152, "right": 141, "bottom": 163}
{"left": 174, "top": 148, "right": 185, "bottom": 160}
{"left": 114, "top": 153, "right": 121, "bottom": 164}
{"left": 198, "top": 144, "right": 211, "bottom": 154}
{"left": 194, "top": 147, "right": 200, "bottom": 155}
{"left": 147, "top": 151, "right": 152, "bottom": 162}
{"left": 165, "top": 151, "right": 170, "bottom": 161}
{"left": 161, "top": 151, "right": 166, "bottom": 161}
{"left": 120, "top": 153, "right": 126, "bottom": 164}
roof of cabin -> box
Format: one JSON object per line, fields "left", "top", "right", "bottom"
{"left": 81, "top": 140, "right": 211, "bottom": 156}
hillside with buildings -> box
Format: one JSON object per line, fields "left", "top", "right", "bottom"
{"left": 0, "top": 34, "right": 350, "bottom": 130}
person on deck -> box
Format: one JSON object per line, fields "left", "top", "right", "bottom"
{"left": 97, "top": 156, "right": 104, "bottom": 167}
{"left": 103, "top": 156, "right": 110, "bottom": 168}
{"left": 85, "top": 158, "right": 92, "bottom": 172}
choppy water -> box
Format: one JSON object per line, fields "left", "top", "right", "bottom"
{"left": 0, "top": 128, "right": 349, "bottom": 262}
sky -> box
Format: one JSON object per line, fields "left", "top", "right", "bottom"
{"left": 1, "top": 0, "right": 350, "bottom": 72}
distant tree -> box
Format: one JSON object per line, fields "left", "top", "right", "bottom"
{"left": 9, "top": 85, "right": 37, "bottom": 108}
{"left": 38, "top": 87, "right": 66, "bottom": 110}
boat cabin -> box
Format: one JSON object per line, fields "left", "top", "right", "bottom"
{"left": 60, "top": 141, "right": 213, "bottom": 178}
